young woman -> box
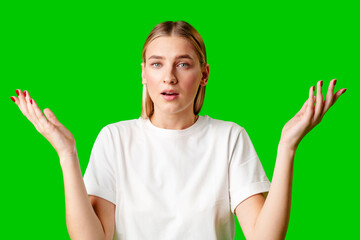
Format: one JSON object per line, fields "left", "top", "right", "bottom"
{"left": 11, "top": 21, "right": 346, "bottom": 240}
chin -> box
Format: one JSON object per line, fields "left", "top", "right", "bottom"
{"left": 153, "top": 104, "right": 181, "bottom": 114}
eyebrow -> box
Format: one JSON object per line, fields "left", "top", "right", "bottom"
{"left": 148, "top": 54, "right": 193, "bottom": 60}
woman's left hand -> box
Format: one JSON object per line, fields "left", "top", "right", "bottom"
{"left": 280, "top": 79, "right": 347, "bottom": 151}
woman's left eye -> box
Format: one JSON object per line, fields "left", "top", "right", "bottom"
{"left": 178, "top": 63, "right": 189, "bottom": 68}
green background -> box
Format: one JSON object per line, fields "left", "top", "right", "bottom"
{"left": 1, "top": 0, "right": 359, "bottom": 239}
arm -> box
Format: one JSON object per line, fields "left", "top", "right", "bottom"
{"left": 11, "top": 89, "right": 115, "bottom": 240}
{"left": 62, "top": 153, "right": 115, "bottom": 240}
{"left": 89, "top": 195, "right": 116, "bottom": 240}
{"left": 235, "top": 79, "right": 347, "bottom": 240}
{"left": 236, "top": 144, "right": 295, "bottom": 240}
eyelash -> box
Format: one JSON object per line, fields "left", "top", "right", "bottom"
{"left": 151, "top": 63, "right": 189, "bottom": 68}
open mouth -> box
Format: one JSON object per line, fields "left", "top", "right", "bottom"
{"left": 161, "top": 93, "right": 179, "bottom": 96}
{"left": 161, "top": 91, "right": 179, "bottom": 100}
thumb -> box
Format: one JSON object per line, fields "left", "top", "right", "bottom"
{"left": 44, "top": 108, "right": 62, "bottom": 127}
{"left": 299, "top": 98, "right": 309, "bottom": 114}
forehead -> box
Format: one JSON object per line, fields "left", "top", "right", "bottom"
{"left": 146, "top": 36, "right": 197, "bottom": 60}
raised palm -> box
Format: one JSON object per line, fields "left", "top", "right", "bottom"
{"left": 280, "top": 79, "right": 346, "bottom": 150}
{"left": 11, "top": 89, "right": 76, "bottom": 161}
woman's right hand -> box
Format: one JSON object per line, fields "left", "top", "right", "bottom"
{"left": 11, "top": 89, "right": 77, "bottom": 163}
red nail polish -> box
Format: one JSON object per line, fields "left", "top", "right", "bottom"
{"left": 24, "top": 91, "right": 26, "bottom": 97}
{"left": 10, "top": 97, "right": 15, "bottom": 102}
{"left": 343, "top": 89, "right": 347, "bottom": 93}
{"left": 320, "top": 81, "right": 323, "bottom": 87}
{"left": 16, "top": 90, "right": 19, "bottom": 96}
{"left": 30, "top": 99, "right": 33, "bottom": 104}
{"left": 334, "top": 79, "right": 337, "bottom": 85}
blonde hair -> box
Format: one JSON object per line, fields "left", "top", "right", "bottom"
{"left": 140, "top": 21, "right": 207, "bottom": 119}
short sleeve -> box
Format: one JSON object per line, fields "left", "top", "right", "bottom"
{"left": 83, "top": 126, "right": 117, "bottom": 205}
{"left": 229, "top": 127, "right": 270, "bottom": 214}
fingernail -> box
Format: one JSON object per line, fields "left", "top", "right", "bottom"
{"left": 334, "top": 79, "right": 337, "bottom": 85}
{"left": 343, "top": 89, "right": 347, "bottom": 94}
{"left": 16, "top": 90, "right": 20, "bottom": 96}
{"left": 320, "top": 81, "right": 323, "bottom": 87}
{"left": 30, "top": 99, "right": 33, "bottom": 104}
{"left": 10, "top": 97, "right": 15, "bottom": 103}
{"left": 23, "top": 91, "right": 26, "bottom": 97}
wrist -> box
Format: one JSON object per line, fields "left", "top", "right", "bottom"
{"left": 278, "top": 140, "right": 297, "bottom": 155}
{"left": 59, "top": 151, "right": 79, "bottom": 168}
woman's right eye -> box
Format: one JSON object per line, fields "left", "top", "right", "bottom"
{"left": 151, "top": 63, "right": 161, "bottom": 68}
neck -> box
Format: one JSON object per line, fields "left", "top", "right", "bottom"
{"left": 149, "top": 111, "right": 198, "bottom": 130}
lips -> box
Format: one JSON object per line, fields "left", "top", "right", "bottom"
{"left": 161, "top": 89, "right": 179, "bottom": 101}
{"left": 161, "top": 89, "right": 179, "bottom": 95}
{"left": 162, "top": 94, "right": 179, "bottom": 101}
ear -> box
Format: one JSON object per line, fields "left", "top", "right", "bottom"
{"left": 200, "top": 63, "right": 209, "bottom": 86}
{"left": 141, "top": 62, "right": 147, "bottom": 84}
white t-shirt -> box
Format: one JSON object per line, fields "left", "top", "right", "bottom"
{"left": 83, "top": 115, "right": 270, "bottom": 240}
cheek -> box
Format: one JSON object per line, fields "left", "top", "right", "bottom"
{"left": 144, "top": 70, "right": 158, "bottom": 87}
{"left": 146, "top": 80, "right": 159, "bottom": 94}
{"left": 181, "top": 72, "right": 201, "bottom": 92}
{"left": 144, "top": 71, "right": 160, "bottom": 99}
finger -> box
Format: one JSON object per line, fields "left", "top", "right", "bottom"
{"left": 16, "top": 89, "right": 34, "bottom": 123}
{"left": 24, "top": 90, "right": 40, "bottom": 124}
{"left": 322, "top": 79, "right": 336, "bottom": 115}
{"left": 305, "top": 85, "right": 315, "bottom": 121}
{"left": 31, "top": 99, "right": 52, "bottom": 132}
{"left": 16, "top": 89, "right": 27, "bottom": 112}
{"left": 313, "top": 80, "right": 324, "bottom": 123}
{"left": 44, "top": 108, "right": 62, "bottom": 127}
{"left": 299, "top": 98, "right": 309, "bottom": 115}
{"left": 333, "top": 88, "right": 347, "bottom": 104}
{"left": 10, "top": 96, "right": 19, "bottom": 106}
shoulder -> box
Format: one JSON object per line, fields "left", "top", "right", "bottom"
{"left": 205, "top": 115, "right": 245, "bottom": 134}
{"left": 95, "top": 118, "right": 142, "bottom": 142}
{"left": 101, "top": 118, "right": 141, "bottom": 133}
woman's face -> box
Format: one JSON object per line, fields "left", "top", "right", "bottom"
{"left": 141, "top": 36, "right": 209, "bottom": 117}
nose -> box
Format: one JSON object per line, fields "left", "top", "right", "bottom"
{"left": 163, "top": 78, "right": 177, "bottom": 84}
{"left": 163, "top": 66, "right": 178, "bottom": 84}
